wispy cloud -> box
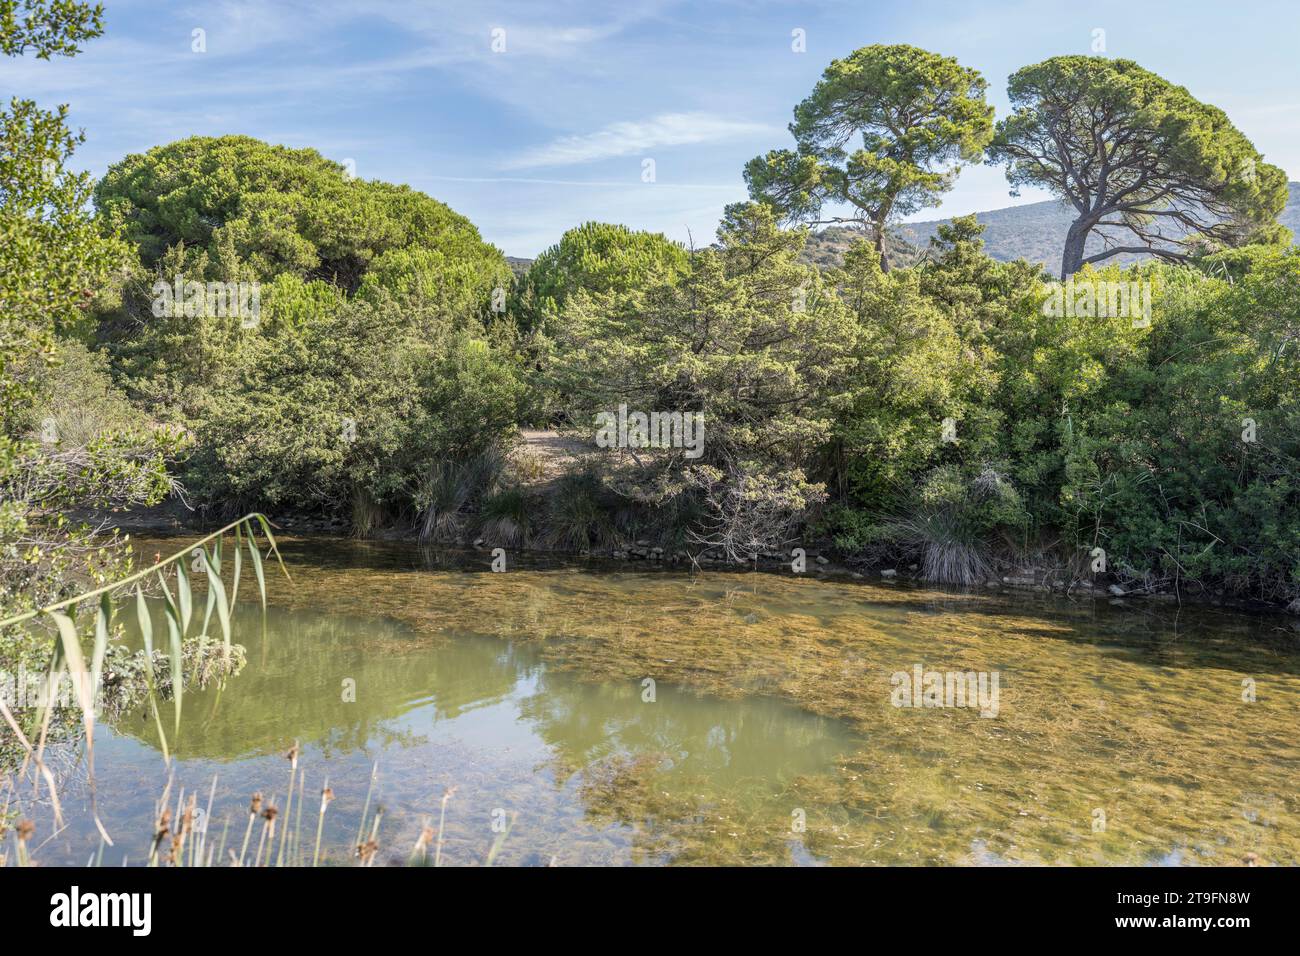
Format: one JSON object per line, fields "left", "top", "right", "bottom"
{"left": 428, "top": 174, "right": 736, "bottom": 189}
{"left": 3, "top": 0, "right": 1292, "bottom": 256}
{"left": 501, "top": 112, "right": 774, "bottom": 169}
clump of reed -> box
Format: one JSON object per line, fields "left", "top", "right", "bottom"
{"left": 476, "top": 487, "right": 537, "bottom": 548}
{"left": 0, "top": 515, "right": 287, "bottom": 843}
{"left": 416, "top": 449, "right": 506, "bottom": 543}
{"left": 1, "top": 758, "right": 495, "bottom": 868}
{"left": 541, "top": 468, "right": 616, "bottom": 552}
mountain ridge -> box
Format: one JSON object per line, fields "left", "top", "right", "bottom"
{"left": 809, "top": 182, "right": 1300, "bottom": 272}
{"left": 507, "top": 183, "right": 1300, "bottom": 273}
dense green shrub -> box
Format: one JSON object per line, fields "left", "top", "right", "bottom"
{"left": 1052, "top": 255, "right": 1300, "bottom": 598}
{"left": 518, "top": 221, "right": 688, "bottom": 331}
{"left": 546, "top": 203, "right": 859, "bottom": 557}
{"left": 818, "top": 216, "right": 1300, "bottom": 601}
{"left": 87, "top": 136, "right": 528, "bottom": 528}
{"left": 183, "top": 302, "right": 528, "bottom": 521}
{"left": 94, "top": 135, "right": 508, "bottom": 294}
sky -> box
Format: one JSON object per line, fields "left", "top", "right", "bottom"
{"left": 2, "top": 0, "right": 1298, "bottom": 256}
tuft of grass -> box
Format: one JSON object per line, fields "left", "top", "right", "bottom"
{"left": 542, "top": 470, "right": 614, "bottom": 552}
{"left": 878, "top": 466, "right": 1026, "bottom": 586}
{"left": 416, "top": 448, "right": 506, "bottom": 543}
{"left": 350, "top": 488, "right": 386, "bottom": 538}
{"left": 476, "top": 487, "right": 535, "bottom": 548}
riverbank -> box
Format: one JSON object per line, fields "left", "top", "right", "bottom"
{"left": 81, "top": 499, "right": 1300, "bottom": 618}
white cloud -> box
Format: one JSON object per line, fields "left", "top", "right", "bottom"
{"left": 501, "top": 112, "right": 774, "bottom": 170}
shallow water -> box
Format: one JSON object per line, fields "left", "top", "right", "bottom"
{"left": 18, "top": 537, "right": 1300, "bottom": 865}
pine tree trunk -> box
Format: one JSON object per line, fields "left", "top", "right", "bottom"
{"left": 1061, "top": 220, "right": 1088, "bottom": 279}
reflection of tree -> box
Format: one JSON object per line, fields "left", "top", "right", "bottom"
{"left": 521, "top": 674, "right": 851, "bottom": 782}
{"left": 517, "top": 672, "right": 858, "bottom": 864}
{"left": 113, "top": 606, "right": 530, "bottom": 761}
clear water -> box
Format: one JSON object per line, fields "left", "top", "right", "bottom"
{"left": 16, "top": 537, "right": 1300, "bottom": 866}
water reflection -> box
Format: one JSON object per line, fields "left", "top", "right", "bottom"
{"left": 20, "top": 534, "right": 1300, "bottom": 866}
{"left": 41, "top": 600, "right": 860, "bottom": 865}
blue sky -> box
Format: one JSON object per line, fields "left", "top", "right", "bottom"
{"left": 3, "top": 0, "right": 1297, "bottom": 256}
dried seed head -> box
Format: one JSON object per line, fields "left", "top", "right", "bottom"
{"left": 411, "top": 820, "right": 435, "bottom": 853}
{"left": 262, "top": 805, "right": 279, "bottom": 823}
{"left": 16, "top": 820, "right": 34, "bottom": 842}
{"left": 250, "top": 792, "right": 263, "bottom": 814}
{"left": 321, "top": 786, "right": 335, "bottom": 808}
{"left": 357, "top": 838, "right": 379, "bottom": 864}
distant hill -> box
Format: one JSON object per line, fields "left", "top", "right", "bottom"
{"left": 892, "top": 182, "right": 1300, "bottom": 271}
{"left": 515, "top": 183, "right": 1300, "bottom": 275}
{"left": 799, "top": 228, "right": 922, "bottom": 270}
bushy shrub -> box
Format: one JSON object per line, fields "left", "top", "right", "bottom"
{"left": 183, "top": 303, "right": 528, "bottom": 523}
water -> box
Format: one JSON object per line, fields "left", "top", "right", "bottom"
{"left": 17, "top": 537, "right": 1300, "bottom": 865}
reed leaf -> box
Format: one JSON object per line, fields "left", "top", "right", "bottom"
{"left": 176, "top": 559, "right": 193, "bottom": 637}
{"left": 49, "top": 611, "right": 93, "bottom": 730}
{"left": 247, "top": 531, "right": 266, "bottom": 610}
{"left": 199, "top": 546, "right": 217, "bottom": 643}
{"left": 231, "top": 524, "right": 243, "bottom": 608}
{"left": 91, "top": 594, "right": 110, "bottom": 704}
{"left": 136, "top": 584, "right": 154, "bottom": 660}
{"left": 163, "top": 600, "right": 183, "bottom": 735}
{"left": 135, "top": 584, "right": 170, "bottom": 763}
{"left": 29, "top": 640, "right": 65, "bottom": 768}
{"left": 202, "top": 547, "right": 232, "bottom": 656}
{"left": 252, "top": 514, "right": 290, "bottom": 582}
